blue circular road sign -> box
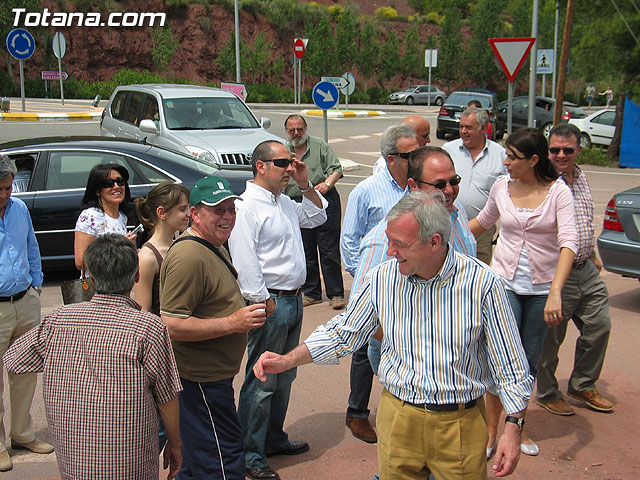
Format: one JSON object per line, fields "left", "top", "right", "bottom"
{"left": 6, "top": 28, "right": 36, "bottom": 61}
{"left": 312, "top": 81, "right": 339, "bottom": 110}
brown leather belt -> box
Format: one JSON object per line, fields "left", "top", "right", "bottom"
{"left": 0, "top": 288, "right": 29, "bottom": 303}
{"left": 267, "top": 288, "right": 302, "bottom": 297}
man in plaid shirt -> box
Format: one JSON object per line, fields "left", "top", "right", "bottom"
{"left": 536, "top": 124, "right": 613, "bottom": 416}
{"left": 4, "top": 234, "right": 182, "bottom": 480}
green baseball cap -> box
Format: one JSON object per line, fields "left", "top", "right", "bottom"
{"left": 190, "top": 176, "right": 242, "bottom": 207}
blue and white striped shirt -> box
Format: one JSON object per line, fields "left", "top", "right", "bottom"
{"left": 340, "top": 165, "right": 409, "bottom": 275}
{"left": 305, "top": 247, "right": 533, "bottom": 414}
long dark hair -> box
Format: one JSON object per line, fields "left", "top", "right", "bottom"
{"left": 505, "top": 128, "right": 558, "bottom": 183}
{"left": 134, "top": 182, "right": 190, "bottom": 232}
{"left": 81, "top": 163, "right": 132, "bottom": 212}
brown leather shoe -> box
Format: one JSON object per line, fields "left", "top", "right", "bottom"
{"left": 302, "top": 295, "right": 321, "bottom": 307}
{"left": 0, "top": 450, "right": 12, "bottom": 472}
{"left": 346, "top": 416, "right": 377, "bottom": 443}
{"left": 330, "top": 296, "right": 345, "bottom": 310}
{"left": 568, "top": 388, "right": 613, "bottom": 412}
{"left": 536, "top": 397, "right": 575, "bottom": 416}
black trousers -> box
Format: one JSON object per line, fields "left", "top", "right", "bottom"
{"left": 298, "top": 188, "right": 344, "bottom": 300}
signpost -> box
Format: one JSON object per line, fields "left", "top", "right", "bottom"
{"left": 536, "top": 49, "right": 554, "bottom": 97}
{"left": 41, "top": 71, "right": 68, "bottom": 80}
{"left": 489, "top": 37, "right": 536, "bottom": 135}
{"left": 293, "top": 38, "right": 308, "bottom": 105}
{"left": 6, "top": 28, "right": 36, "bottom": 112}
{"left": 424, "top": 49, "right": 438, "bottom": 107}
{"left": 312, "top": 81, "right": 339, "bottom": 142}
{"left": 52, "top": 32, "right": 66, "bottom": 105}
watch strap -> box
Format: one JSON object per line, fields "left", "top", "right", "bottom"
{"left": 504, "top": 415, "right": 524, "bottom": 430}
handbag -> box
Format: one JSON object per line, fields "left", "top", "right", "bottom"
{"left": 60, "top": 275, "right": 95, "bottom": 305}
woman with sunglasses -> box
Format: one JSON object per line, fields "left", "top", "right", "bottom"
{"left": 469, "top": 128, "right": 578, "bottom": 458}
{"left": 133, "top": 182, "right": 190, "bottom": 314}
{"left": 74, "top": 163, "right": 137, "bottom": 272}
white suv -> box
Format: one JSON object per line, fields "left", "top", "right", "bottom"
{"left": 101, "top": 84, "right": 284, "bottom": 165}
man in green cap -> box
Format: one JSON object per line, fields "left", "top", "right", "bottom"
{"left": 160, "top": 176, "right": 267, "bottom": 479}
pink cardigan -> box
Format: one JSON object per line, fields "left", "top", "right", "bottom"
{"left": 476, "top": 176, "right": 578, "bottom": 284}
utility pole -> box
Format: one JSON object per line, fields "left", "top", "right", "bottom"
{"left": 554, "top": 0, "right": 575, "bottom": 125}
{"left": 528, "top": 0, "right": 540, "bottom": 128}
{"left": 234, "top": 0, "right": 241, "bottom": 82}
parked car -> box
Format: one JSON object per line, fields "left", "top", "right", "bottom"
{"left": 569, "top": 109, "right": 616, "bottom": 148}
{"left": 436, "top": 91, "right": 503, "bottom": 140}
{"left": 101, "top": 84, "right": 284, "bottom": 166}
{"left": 1, "top": 136, "right": 252, "bottom": 270}
{"left": 597, "top": 186, "right": 640, "bottom": 280}
{"left": 497, "top": 96, "right": 587, "bottom": 138}
{"left": 388, "top": 85, "right": 446, "bottom": 106}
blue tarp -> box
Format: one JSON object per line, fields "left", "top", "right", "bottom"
{"left": 620, "top": 97, "right": 640, "bottom": 168}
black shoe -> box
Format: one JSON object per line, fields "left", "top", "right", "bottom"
{"left": 246, "top": 466, "right": 281, "bottom": 480}
{"left": 266, "top": 440, "right": 310, "bottom": 457}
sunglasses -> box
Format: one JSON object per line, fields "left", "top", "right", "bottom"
{"left": 419, "top": 133, "right": 430, "bottom": 141}
{"left": 390, "top": 149, "right": 421, "bottom": 160}
{"left": 263, "top": 158, "right": 293, "bottom": 168}
{"left": 101, "top": 177, "right": 125, "bottom": 189}
{"left": 414, "top": 174, "right": 462, "bottom": 190}
{"left": 549, "top": 147, "right": 576, "bottom": 155}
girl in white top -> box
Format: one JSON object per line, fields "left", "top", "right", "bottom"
{"left": 74, "top": 163, "right": 138, "bottom": 272}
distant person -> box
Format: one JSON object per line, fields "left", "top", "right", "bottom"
{"left": 585, "top": 83, "right": 596, "bottom": 107}
{"left": 283, "top": 114, "right": 345, "bottom": 310}
{"left": 74, "top": 164, "right": 138, "bottom": 273}
{"left": 469, "top": 127, "right": 578, "bottom": 458}
{"left": 4, "top": 234, "right": 183, "bottom": 479}
{"left": 372, "top": 115, "right": 429, "bottom": 174}
{"left": 0, "top": 155, "right": 52, "bottom": 473}
{"left": 599, "top": 87, "right": 614, "bottom": 109}
{"left": 443, "top": 107, "right": 507, "bottom": 265}
{"left": 10, "top": 156, "right": 33, "bottom": 193}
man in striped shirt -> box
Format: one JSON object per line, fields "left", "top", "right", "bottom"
{"left": 253, "top": 191, "right": 533, "bottom": 479}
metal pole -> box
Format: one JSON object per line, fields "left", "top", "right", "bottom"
{"left": 323, "top": 109, "right": 328, "bottom": 142}
{"left": 57, "top": 33, "right": 65, "bottom": 105}
{"left": 293, "top": 57, "right": 297, "bottom": 104}
{"left": 428, "top": 65, "right": 432, "bottom": 108}
{"left": 507, "top": 81, "right": 514, "bottom": 135}
{"left": 542, "top": 73, "right": 546, "bottom": 97}
{"left": 552, "top": 0, "right": 559, "bottom": 100}
{"left": 234, "top": 0, "right": 241, "bottom": 82}
{"left": 528, "top": 0, "right": 540, "bottom": 127}
{"left": 298, "top": 59, "right": 302, "bottom": 105}
{"left": 19, "top": 60, "right": 25, "bottom": 112}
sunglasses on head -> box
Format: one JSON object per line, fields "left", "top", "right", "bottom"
{"left": 414, "top": 174, "right": 462, "bottom": 190}
{"left": 264, "top": 158, "right": 293, "bottom": 168}
{"left": 101, "top": 177, "right": 125, "bottom": 189}
{"left": 549, "top": 147, "right": 576, "bottom": 155}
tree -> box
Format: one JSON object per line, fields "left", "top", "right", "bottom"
{"left": 402, "top": 26, "right": 423, "bottom": 81}
{"left": 380, "top": 32, "right": 401, "bottom": 84}
{"left": 437, "top": 5, "right": 464, "bottom": 90}
{"left": 1, "top": 0, "right": 42, "bottom": 77}
{"left": 152, "top": 24, "right": 178, "bottom": 73}
{"left": 335, "top": 6, "right": 358, "bottom": 72}
{"left": 466, "top": 0, "right": 507, "bottom": 87}
{"left": 304, "top": 17, "right": 338, "bottom": 77}
{"left": 356, "top": 20, "right": 379, "bottom": 89}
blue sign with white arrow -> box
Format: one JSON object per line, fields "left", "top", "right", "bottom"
{"left": 6, "top": 28, "right": 36, "bottom": 61}
{"left": 312, "top": 81, "right": 339, "bottom": 110}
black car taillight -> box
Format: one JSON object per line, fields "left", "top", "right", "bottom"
{"left": 603, "top": 197, "right": 624, "bottom": 232}
{"left": 439, "top": 106, "right": 448, "bottom": 117}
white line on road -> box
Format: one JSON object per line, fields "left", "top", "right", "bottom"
{"left": 350, "top": 135, "right": 371, "bottom": 140}
{"left": 350, "top": 152, "right": 381, "bottom": 157}
{"left": 329, "top": 138, "right": 346, "bottom": 144}
{"left": 582, "top": 167, "right": 640, "bottom": 176}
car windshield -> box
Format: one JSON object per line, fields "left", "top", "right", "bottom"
{"left": 148, "top": 144, "right": 222, "bottom": 176}
{"left": 162, "top": 97, "right": 260, "bottom": 130}
{"left": 447, "top": 93, "right": 490, "bottom": 108}
{"left": 403, "top": 86, "right": 419, "bottom": 92}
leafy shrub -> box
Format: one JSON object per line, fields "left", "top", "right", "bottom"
{"left": 577, "top": 147, "right": 613, "bottom": 167}
{"left": 246, "top": 83, "right": 292, "bottom": 103}
{"left": 375, "top": 6, "right": 398, "bottom": 21}
{"left": 328, "top": 4, "right": 345, "bottom": 18}
{"left": 197, "top": 16, "right": 211, "bottom": 32}
{"left": 424, "top": 11, "right": 443, "bottom": 25}
{"left": 152, "top": 24, "right": 179, "bottom": 73}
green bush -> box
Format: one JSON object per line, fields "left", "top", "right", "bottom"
{"left": 424, "top": 11, "right": 443, "bottom": 25}
{"left": 375, "top": 6, "right": 398, "bottom": 21}
{"left": 577, "top": 147, "right": 613, "bottom": 167}
{"left": 246, "top": 83, "right": 292, "bottom": 103}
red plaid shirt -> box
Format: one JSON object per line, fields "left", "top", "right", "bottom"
{"left": 562, "top": 165, "right": 595, "bottom": 264}
{"left": 3, "top": 294, "right": 182, "bottom": 480}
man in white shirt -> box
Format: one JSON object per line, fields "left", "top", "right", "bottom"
{"left": 229, "top": 140, "right": 327, "bottom": 480}
{"left": 443, "top": 107, "right": 506, "bottom": 264}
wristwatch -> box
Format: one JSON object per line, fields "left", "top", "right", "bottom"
{"left": 504, "top": 415, "right": 525, "bottom": 431}
{"left": 324, "top": 180, "right": 332, "bottom": 188}
{"left": 299, "top": 180, "right": 314, "bottom": 193}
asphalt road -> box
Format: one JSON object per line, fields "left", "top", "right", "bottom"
{"left": 1, "top": 111, "right": 639, "bottom": 479}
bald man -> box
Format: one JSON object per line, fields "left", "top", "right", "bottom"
{"left": 372, "top": 115, "right": 430, "bottom": 175}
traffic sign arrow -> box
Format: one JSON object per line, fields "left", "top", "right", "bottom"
{"left": 488, "top": 37, "right": 536, "bottom": 83}
{"left": 317, "top": 88, "right": 334, "bottom": 102}
{"left": 321, "top": 76, "right": 349, "bottom": 89}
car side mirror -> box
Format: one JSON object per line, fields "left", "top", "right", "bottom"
{"left": 261, "top": 117, "right": 271, "bottom": 129}
{"left": 139, "top": 119, "right": 159, "bottom": 134}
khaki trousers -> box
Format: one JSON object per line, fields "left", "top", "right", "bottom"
{"left": 377, "top": 390, "right": 488, "bottom": 480}
{"left": 0, "top": 288, "right": 41, "bottom": 450}
{"left": 475, "top": 224, "right": 497, "bottom": 265}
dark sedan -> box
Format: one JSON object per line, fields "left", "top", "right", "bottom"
{"left": 597, "top": 186, "right": 640, "bottom": 280}
{"left": 498, "top": 96, "right": 587, "bottom": 138}
{"left": 2, "top": 137, "right": 252, "bottom": 270}
{"left": 436, "top": 91, "right": 503, "bottom": 140}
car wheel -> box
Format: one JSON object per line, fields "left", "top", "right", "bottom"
{"left": 580, "top": 133, "right": 592, "bottom": 149}
{"left": 542, "top": 123, "right": 553, "bottom": 139}
{"left": 435, "top": 97, "right": 443, "bottom": 106}
{"left": 405, "top": 96, "right": 414, "bottom": 105}
{"left": 436, "top": 129, "right": 445, "bottom": 139}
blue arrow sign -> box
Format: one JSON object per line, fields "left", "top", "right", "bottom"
{"left": 312, "top": 81, "right": 339, "bottom": 110}
{"left": 6, "top": 28, "right": 36, "bottom": 61}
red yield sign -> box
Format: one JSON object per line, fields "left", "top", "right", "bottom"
{"left": 488, "top": 37, "right": 536, "bottom": 83}
{"left": 294, "top": 38, "right": 305, "bottom": 59}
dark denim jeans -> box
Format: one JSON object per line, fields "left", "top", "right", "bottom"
{"left": 506, "top": 289, "right": 548, "bottom": 377}
{"left": 238, "top": 293, "right": 303, "bottom": 470}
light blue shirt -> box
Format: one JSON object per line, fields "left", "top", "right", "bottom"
{"left": 305, "top": 248, "right": 533, "bottom": 414}
{"left": 340, "top": 165, "right": 408, "bottom": 275}
{"left": 351, "top": 199, "right": 477, "bottom": 295}
{"left": 0, "top": 197, "right": 43, "bottom": 296}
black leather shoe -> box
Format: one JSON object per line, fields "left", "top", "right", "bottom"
{"left": 246, "top": 466, "right": 280, "bottom": 480}
{"left": 266, "top": 440, "right": 310, "bottom": 457}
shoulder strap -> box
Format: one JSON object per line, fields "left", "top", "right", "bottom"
{"left": 142, "top": 242, "right": 164, "bottom": 268}
{"left": 171, "top": 236, "right": 238, "bottom": 279}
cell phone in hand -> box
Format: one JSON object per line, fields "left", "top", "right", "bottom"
{"left": 129, "top": 223, "right": 144, "bottom": 235}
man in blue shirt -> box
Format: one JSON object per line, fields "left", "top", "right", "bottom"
{"left": 0, "top": 155, "right": 53, "bottom": 471}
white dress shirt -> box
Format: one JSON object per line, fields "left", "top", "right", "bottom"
{"left": 229, "top": 181, "right": 328, "bottom": 303}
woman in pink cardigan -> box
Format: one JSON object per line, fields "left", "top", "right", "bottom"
{"left": 470, "top": 128, "right": 578, "bottom": 458}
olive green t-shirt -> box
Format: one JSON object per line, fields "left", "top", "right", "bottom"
{"left": 160, "top": 233, "right": 246, "bottom": 382}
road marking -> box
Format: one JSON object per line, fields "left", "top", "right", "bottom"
{"left": 350, "top": 152, "right": 381, "bottom": 157}
{"left": 329, "top": 138, "right": 345, "bottom": 144}
{"left": 582, "top": 167, "right": 640, "bottom": 176}
{"left": 350, "top": 135, "right": 370, "bottom": 140}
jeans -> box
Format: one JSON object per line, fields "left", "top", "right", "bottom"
{"left": 347, "top": 343, "right": 374, "bottom": 418}
{"left": 506, "top": 290, "right": 548, "bottom": 377}
{"left": 238, "top": 293, "right": 303, "bottom": 470}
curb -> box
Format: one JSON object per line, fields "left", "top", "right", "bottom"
{"left": 0, "top": 112, "right": 103, "bottom": 122}
{"left": 301, "top": 109, "right": 385, "bottom": 118}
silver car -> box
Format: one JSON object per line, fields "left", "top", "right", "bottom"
{"left": 101, "top": 84, "right": 284, "bottom": 165}
{"left": 388, "top": 85, "right": 446, "bottom": 106}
